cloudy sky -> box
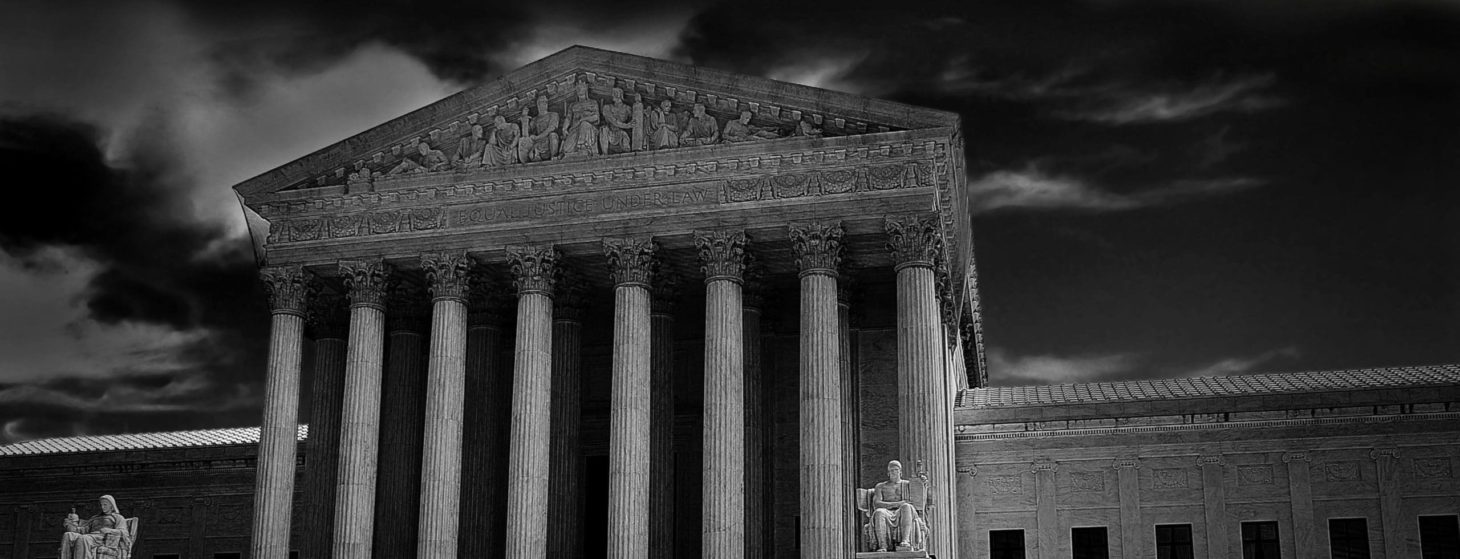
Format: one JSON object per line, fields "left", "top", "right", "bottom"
{"left": 1, "top": 0, "right": 1456, "bottom": 443}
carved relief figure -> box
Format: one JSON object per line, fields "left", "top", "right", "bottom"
{"left": 679, "top": 103, "right": 719, "bottom": 146}
{"left": 599, "top": 87, "right": 636, "bottom": 155}
{"left": 648, "top": 99, "right": 680, "bottom": 150}
{"left": 484, "top": 114, "right": 521, "bottom": 166}
{"left": 722, "top": 110, "right": 781, "bottom": 142}
{"left": 794, "top": 118, "right": 823, "bottom": 138}
{"left": 60, "top": 495, "right": 134, "bottom": 559}
{"left": 516, "top": 95, "right": 561, "bottom": 163}
{"left": 453, "top": 124, "right": 486, "bottom": 168}
{"left": 861, "top": 460, "right": 930, "bottom": 552}
{"left": 561, "top": 79, "right": 602, "bottom": 158}
{"left": 388, "top": 141, "right": 450, "bottom": 175}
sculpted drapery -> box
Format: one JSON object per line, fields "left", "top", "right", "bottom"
{"left": 60, "top": 495, "right": 131, "bottom": 559}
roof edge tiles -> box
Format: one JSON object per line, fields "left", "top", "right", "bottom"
{"left": 958, "top": 363, "right": 1460, "bottom": 409}
{"left": 0, "top": 424, "right": 309, "bottom": 456}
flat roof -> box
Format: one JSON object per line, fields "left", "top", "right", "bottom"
{"left": 0, "top": 425, "right": 308, "bottom": 456}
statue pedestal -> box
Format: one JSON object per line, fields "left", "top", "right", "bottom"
{"left": 855, "top": 551, "right": 929, "bottom": 559}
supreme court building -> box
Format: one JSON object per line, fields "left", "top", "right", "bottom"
{"left": 235, "top": 46, "right": 983, "bottom": 559}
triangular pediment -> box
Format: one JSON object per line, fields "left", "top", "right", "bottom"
{"left": 233, "top": 45, "right": 957, "bottom": 200}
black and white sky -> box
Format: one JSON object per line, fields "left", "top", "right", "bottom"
{"left": 1, "top": 0, "right": 1457, "bottom": 443}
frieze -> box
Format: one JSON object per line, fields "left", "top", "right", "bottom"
{"left": 1414, "top": 457, "right": 1453, "bottom": 479}
{"left": 4, "top": 457, "right": 259, "bottom": 478}
{"left": 1070, "top": 471, "right": 1106, "bottom": 492}
{"left": 272, "top": 68, "right": 915, "bottom": 195}
{"left": 1152, "top": 468, "right": 1189, "bottom": 489}
{"left": 255, "top": 140, "right": 943, "bottom": 218}
{"left": 1237, "top": 465, "right": 1275, "bottom": 486}
{"left": 986, "top": 475, "right": 1023, "bottom": 495}
{"left": 1324, "top": 461, "right": 1362, "bottom": 482}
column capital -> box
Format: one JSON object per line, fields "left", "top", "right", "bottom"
{"left": 1196, "top": 454, "right": 1226, "bottom": 468}
{"left": 1031, "top": 459, "right": 1058, "bottom": 473}
{"left": 650, "top": 271, "right": 682, "bottom": 316}
{"left": 421, "top": 252, "right": 475, "bottom": 302}
{"left": 507, "top": 245, "right": 561, "bottom": 297}
{"left": 1111, "top": 458, "right": 1141, "bottom": 470}
{"left": 1369, "top": 448, "right": 1400, "bottom": 462}
{"left": 788, "top": 220, "right": 844, "bottom": 277}
{"left": 884, "top": 213, "right": 941, "bottom": 270}
{"left": 603, "top": 236, "right": 658, "bottom": 288}
{"left": 695, "top": 229, "right": 748, "bottom": 283}
{"left": 260, "top": 265, "right": 310, "bottom": 316}
{"left": 957, "top": 465, "right": 979, "bottom": 477}
{"left": 306, "top": 290, "right": 349, "bottom": 339}
{"left": 339, "top": 259, "right": 393, "bottom": 310}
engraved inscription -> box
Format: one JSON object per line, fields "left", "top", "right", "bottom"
{"left": 449, "top": 184, "right": 716, "bottom": 227}
{"left": 1238, "top": 465, "right": 1275, "bottom": 486}
{"left": 1153, "top": 468, "right": 1189, "bottom": 489}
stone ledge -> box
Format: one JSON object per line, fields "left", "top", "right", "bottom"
{"left": 856, "top": 551, "right": 930, "bottom": 559}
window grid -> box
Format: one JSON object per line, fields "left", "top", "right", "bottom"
{"left": 1072, "top": 526, "right": 1110, "bottom": 559}
{"left": 1242, "top": 521, "right": 1282, "bottom": 559}
{"left": 1420, "top": 515, "right": 1460, "bottom": 559}
{"left": 990, "top": 529, "right": 1026, "bottom": 559}
{"left": 1156, "top": 524, "right": 1195, "bottom": 559}
{"left": 1328, "top": 518, "right": 1370, "bottom": 559}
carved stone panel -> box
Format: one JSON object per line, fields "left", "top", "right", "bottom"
{"left": 1237, "top": 465, "right": 1275, "bottom": 486}
{"left": 1414, "top": 457, "right": 1453, "bottom": 479}
{"left": 1324, "top": 461, "right": 1362, "bottom": 482}
{"left": 1153, "top": 468, "right": 1189, "bottom": 489}
{"left": 1070, "top": 471, "right": 1106, "bottom": 493}
{"left": 986, "top": 475, "right": 1023, "bottom": 495}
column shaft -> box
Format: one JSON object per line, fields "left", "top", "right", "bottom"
{"left": 608, "top": 284, "right": 653, "bottom": 559}
{"left": 374, "top": 323, "right": 425, "bottom": 557}
{"left": 250, "top": 310, "right": 306, "bottom": 558}
{"left": 742, "top": 305, "right": 765, "bottom": 559}
{"left": 504, "top": 292, "right": 554, "bottom": 559}
{"left": 549, "top": 314, "right": 584, "bottom": 559}
{"left": 799, "top": 272, "right": 845, "bottom": 557}
{"left": 703, "top": 279, "right": 745, "bottom": 557}
{"left": 417, "top": 297, "right": 468, "bottom": 558}
{"left": 304, "top": 335, "right": 347, "bottom": 559}
{"left": 1034, "top": 463, "right": 1058, "bottom": 559}
{"left": 333, "top": 303, "right": 387, "bottom": 558}
{"left": 1199, "top": 457, "right": 1228, "bottom": 559}
{"left": 649, "top": 308, "right": 676, "bottom": 559}
{"left": 461, "top": 319, "right": 508, "bottom": 559}
{"left": 838, "top": 296, "right": 858, "bottom": 557}
{"left": 895, "top": 265, "right": 943, "bottom": 495}
{"left": 1284, "top": 453, "right": 1316, "bottom": 559}
{"left": 1116, "top": 461, "right": 1141, "bottom": 558}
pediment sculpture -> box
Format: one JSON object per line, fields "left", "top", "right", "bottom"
{"left": 856, "top": 460, "right": 932, "bottom": 556}
{"left": 60, "top": 494, "right": 138, "bottom": 559}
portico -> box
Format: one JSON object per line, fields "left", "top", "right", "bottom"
{"left": 240, "top": 46, "right": 984, "bottom": 559}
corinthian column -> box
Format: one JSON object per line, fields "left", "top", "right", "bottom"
{"left": 885, "top": 214, "right": 951, "bottom": 556}
{"left": 696, "top": 230, "right": 748, "bottom": 559}
{"left": 461, "top": 278, "right": 513, "bottom": 559}
{"left": 417, "top": 253, "right": 473, "bottom": 559}
{"left": 334, "top": 259, "right": 392, "bottom": 559}
{"left": 504, "top": 245, "right": 559, "bottom": 559}
{"left": 649, "top": 273, "right": 679, "bottom": 559}
{"left": 304, "top": 292, "right": 348, "bottom": 559}
{"left": 789, "top": 221, "right": 847, "bottom": 558}
{"left": 742, "top": 269, "right": 766, "bottom": 559}
{"left": 251, "top": 265, "right": 309, "bottom": 559}
{"left": 549, "top": 278, "right": 585, "bottom": 559}
{"left": 604, "top": 237, "right": 657, "bottom": 559}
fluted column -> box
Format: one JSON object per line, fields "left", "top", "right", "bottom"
{"left": 461, "top": 279, "right": 513, "bottom": 559}
{"left": 374, "top": 283, "right": 427, "bottom": 557}
{"left": 417, "top": 253, "right": 473, "bottom": 559}
{"left": 789, "top": 221, "right": 847, "bottom": 558}
{"left": 504, "top": 245, "right": 559, "bottom": 559}
{"left": 251, "top": 265, "right": 309, "bottom": 559}
{"left": 742, "top": 271, "right": 766, "bottom": 559}
{"left": 333, "top": 259, "right": 392, "bottom": 559}
{"left": 696, "top": 230, "right": 748, "bottom": 558}
{"left": 304, "top": 292, "right": 349, "bottom": 559}
{"left": 605, "top": 237, "right": 657, "bottom": 559}
{"left": 886, "top": 214, "right": 950, "bottom": 554}
{"left": 549, "top": 279, "right": 585, "bottom": 559}
{"left": 838, "top": 280, "right": 860, "bottom": 557}
{"left": 649, "top": 273, "right": 679, "bottom": 559}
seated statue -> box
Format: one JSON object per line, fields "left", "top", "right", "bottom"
{"left": 722, "top": 110, "right": 780, "bottom": 142}
{"left": 61, "top": 495, "right": 137, "bottom": 559}
{"left": 858, "top": 460, "right": 931, "bottom": 553}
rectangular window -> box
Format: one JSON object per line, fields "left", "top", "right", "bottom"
{"left": 990, "top": 529, "right": 1026, "bottom": 559}
{"left": 1421, "top": 515, "right": 1460, "bottom": 559}
{"left": 1072, "top": 526, "right": 1110, "bottom": 559}
{"left": 1156, "top": 524, "right": 1195, "bottom": 559}
{"left": 1328, "top": 518, "right": 1370, "bottom": 559}
{"left": 1242, "top": 521, "right": 1282, "bottom": 559}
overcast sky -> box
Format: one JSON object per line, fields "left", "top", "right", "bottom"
{"left": 1, "top": 0, "right": 1457, "bottom": 443}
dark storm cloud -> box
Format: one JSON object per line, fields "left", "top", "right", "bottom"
{"left": 0, "top": 113, "right": 269, "bottom": 441}
{"left": 679, "top": 0, "right": 1460, "bottom": 380}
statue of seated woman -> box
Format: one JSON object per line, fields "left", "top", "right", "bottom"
{"left": 861, "top": 460, "right": 930, "bottom": 553}
{"left": 60, "top": 495, "right": 135, "bottom": 559}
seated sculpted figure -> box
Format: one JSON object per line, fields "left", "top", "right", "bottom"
{"left": 864, "top": 460, "right": 930, "bottom": 553}
{"left": 517, "top": 95, "right": 560, "bottom": 163}
{"left": 61, "top": 495, "right": 134, "bottom": 559}
{"left": 679, "top": 103, "right": 719, "bottom": 146}
{"left": 722, "top": 110, "right": 780, "bottom": 142}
